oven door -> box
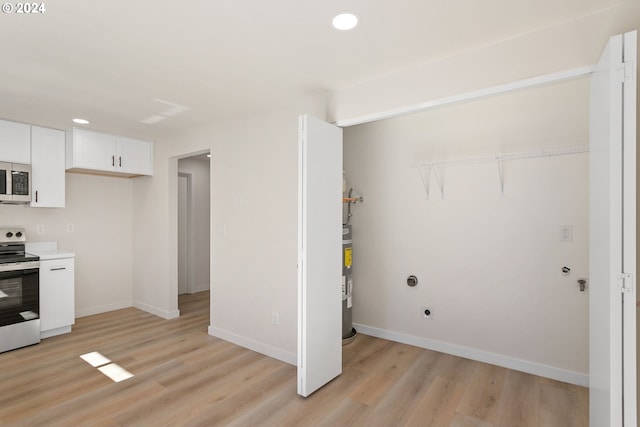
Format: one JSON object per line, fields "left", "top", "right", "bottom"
{"left": 0, "top": 263, "right": 39, "bottom": 328}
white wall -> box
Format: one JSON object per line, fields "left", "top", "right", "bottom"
{"left": 343, "top": 78, "right": 590, "bottom": 384}
{"left": 132, "top": 96, "right": 327, "bottom": 363}
{"left": 0, "top": 173, "right": 134, "bottom": 317}
{"left": 125, "top": 7, "right": 635, "bottom": 373}
{"left": 330, "top": 1, "right": 639, "bottom": 125}
{"left": 178, "top": 156, "right": 211, "bottom": 292}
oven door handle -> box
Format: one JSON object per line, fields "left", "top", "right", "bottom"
{"left": 0, "top": 261, "right": 39, "bottom": 272}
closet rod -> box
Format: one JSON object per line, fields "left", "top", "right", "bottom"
{"left": 336, "top": 66, "right": 594, "bottom": 127}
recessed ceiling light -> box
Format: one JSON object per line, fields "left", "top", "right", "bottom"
{"left": 332, "top": 13, "right": 359, "bottom": 31}
{"left": 72, "top": 118, "right": 90, "bottom": 125}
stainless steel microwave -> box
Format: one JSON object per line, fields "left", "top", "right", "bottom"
{"left": 0, "top": 162, "right": 31, "bottom": 204}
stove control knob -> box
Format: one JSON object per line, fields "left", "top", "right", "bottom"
{"left": 15, "top": 232, "right": 22, "bottom": 238}
{"left": 5, "top": 232, "right": 13, "bottom": 238}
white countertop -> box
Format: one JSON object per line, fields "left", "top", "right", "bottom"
{"left": 26, "top": 242, "right": 75, "bottom": 260}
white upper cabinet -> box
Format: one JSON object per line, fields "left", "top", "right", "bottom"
{"left": 0, "top": 119, "right": 31, "bottom": 164}
{"left": 66, "top": 128, "right": 153, "bottom": 177}
{"left": 31, "top": 126, "right": 66, "bottom": 208}
{"left": 68, "top": 128, "right": 117, "bottom": 172}
{"left": 116, "top": 136, "right": 154, "bottom": 176}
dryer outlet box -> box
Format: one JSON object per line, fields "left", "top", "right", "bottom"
{"left": 421, "top": 306, "right": 433, "bottom": 319}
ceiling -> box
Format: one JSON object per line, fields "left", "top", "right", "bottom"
{"left": 0, "top": 0, "right": 629, "bottom": 140}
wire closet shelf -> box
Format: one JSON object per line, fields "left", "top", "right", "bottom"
{"left": 415, "top": 143, "right": 589, "bottom": 198}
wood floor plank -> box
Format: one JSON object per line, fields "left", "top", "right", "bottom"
{"left": 348, "top": 341, "right": 422, "bottom": 406}
{"left": 222, "top": 375, "right": 300, "bottom": 427}
{"left": 449, "top": 412, "right": 494, "bottom": 427}
{"left": 495, "top": 369, "right": 540, "bottom": 427}
{"left": 363, "top": 348, "right": 443, "bottom": 426}
{"left": 23, "top": 377, "right": 169, "bottom": 427}
{"left": 539, "top": 377, "right": 589, "bottom": 427}
{"left": 404, "top": 375, "right": 467, "bottom": 426}
{"left": 176, "top": 363, "right": 294, "bottom": 427}
{"left": 0, "top": 291, "right": 589, "bottom": 426}
{"left": 313, "top": 397, "right": 370, "bottom": 427}
{"left": 112, "top": 356, "right": 285, "bottom": 426}
{"left": 251, "top": 363, "right": 368, "bottom": 426}
{"left": 456, "top": 361, "right": 507, "bottom": 423}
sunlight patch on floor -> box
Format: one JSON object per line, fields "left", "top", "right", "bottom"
{"left": 80, "top": 351, "right": 134, "bottom": 382}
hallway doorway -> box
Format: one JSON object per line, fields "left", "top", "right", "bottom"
{"left": 177, "top": 153, "right": 211, "bottom": 298}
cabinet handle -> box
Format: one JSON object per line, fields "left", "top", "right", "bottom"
{"left": 112, "top": 155, "right": 115, "bottom": 167}
{"left": 119, "top": 156, "right": 122, "bottom": 167}
{"left": 50, "top": 267, "right": 66, "bottom": 271}
{"left": 35, "top": 190, "right": 38, "bottom": 203}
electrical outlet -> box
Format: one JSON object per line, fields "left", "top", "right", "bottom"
{"left": 421, "top": 306, "right": 433, "bottom": 319}
{"left": 271, "top": 312, "right": 279, "bottom": 326}
{"left": 66, "top": 223, "right": 74, "bottom": 233}
{"left": 560, "top": 225, "right": 573, "bottom": 242}
{"left": 36, "top": 224, "right": 44, "bottom": 235}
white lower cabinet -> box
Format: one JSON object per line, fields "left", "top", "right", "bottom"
{"left": 40, "top": 257, "right": 75, "bottom": 338}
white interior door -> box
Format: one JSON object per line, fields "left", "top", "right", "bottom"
{"left": 589, "top": 30, "right": 636, "bottom": 427}
{"left": 178, "top": 173, "right": 189, "bottom": 295}
{"left": 297, "top": 114, "right": 343, "bottom": 397}
{"left": 620, "top": 30, "right": 637, "bottom": 427}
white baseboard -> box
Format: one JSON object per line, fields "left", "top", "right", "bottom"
{"left": 76, "top": 300, "right": 179, "bottom": 320}
{"left": 191, "top": 283, "right": 210, "bottom": 294}
{"left": 353, "top": 323, "right": 589, "bottom": 387}
{"left": 41, "top": 325, "right": 72, "bottom": 339}
{"left": 134, "top": 301, "right": 180, "bottom": 320}
{"left": 208, "top": 325, "right": 296, "bottom": 366}
{"left": 76, "top": 300, "right": 133, "bottom": 318}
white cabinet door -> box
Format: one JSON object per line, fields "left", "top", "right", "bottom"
{"left": 31, "top": 126, "right": 65, "bottom": 208}
{"left": 589, "top": 30, "right": 637, "bottom": 427}
{"left": 40, "top": 258, "right": 75, "bottom": 333}
{"left": 297, "top": 115, "right": 343, "bottom": 397}
{"left": 116, "top": 136, "right": 153, "bottom": 175}
{"left": 66, "top": 128, "right": 153, "bottom": 176}
{"left": 67, "top": 128, "right": 117, "bottom": 172}
{"left": 0, "top": 119, "right": 30, "bottom": 163}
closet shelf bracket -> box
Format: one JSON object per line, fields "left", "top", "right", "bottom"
{"left": 497, "top": 158, "right": 504, "bottom": 195}
{"left": 418, "top": 164, "right": 445, "bottom": 199}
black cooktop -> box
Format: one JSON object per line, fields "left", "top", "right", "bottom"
{"left": 0, "top": 252, "right": 39, "bottom": 264}
{"left": 0, "top": 228, "right": 38, "bottom": 265}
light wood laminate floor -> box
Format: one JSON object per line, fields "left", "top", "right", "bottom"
{"left": 0, "top": 291, "right": 588, "bottom": 426}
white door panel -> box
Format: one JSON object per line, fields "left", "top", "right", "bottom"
{"left": 621, "top": 30, "right": 636, "bottom": 427}
{"left": 297, "top": 114, "right": 343, "bottom": 397}
{"left": 589, "top": 30, "right": 636, "bottom": 427}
